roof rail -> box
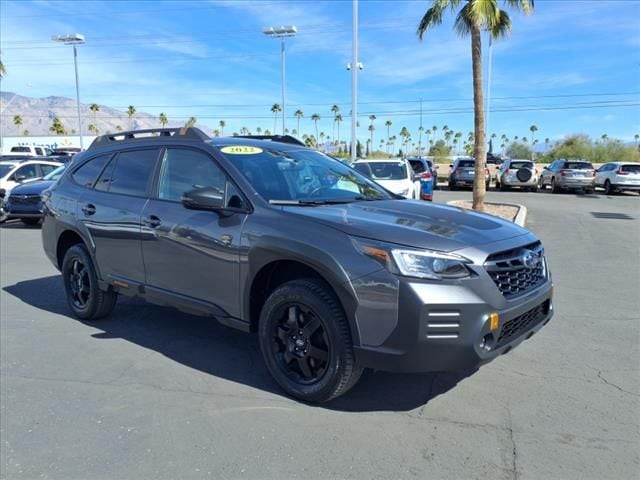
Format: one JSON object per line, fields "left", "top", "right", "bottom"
{"left": 89, "top": 127, "right": 209, "bottom": 150}
{"left": 233, "top": 135, "right": 305, "bottom": 147}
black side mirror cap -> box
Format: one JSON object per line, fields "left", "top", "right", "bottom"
{"left": 182, "top": 187, "right": 225, "bottom": 212}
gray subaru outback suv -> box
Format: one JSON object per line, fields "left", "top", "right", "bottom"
{"left": 42, "top": 128, "right": 553, "bottom": 403}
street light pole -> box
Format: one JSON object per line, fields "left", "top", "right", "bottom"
{"left": 52, "top": 34, "right": 85, "bottom": 149}
{"left": 351, "top": 0, "right": 358, "bottom": 163}
{"left": 263, "top": 26, "right": 297, "bottom": 135}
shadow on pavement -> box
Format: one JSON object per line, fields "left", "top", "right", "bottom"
{"left": 3, "top": 275, "right": 474, "bottom": 412}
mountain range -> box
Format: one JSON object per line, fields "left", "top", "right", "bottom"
{"left": 0, "top": 92, "right": 209, "bottom": 137}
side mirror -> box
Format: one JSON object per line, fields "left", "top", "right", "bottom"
{"left": 413, "top": 173, "right": 422, "bottom": 182}
{"left": 449, "top": 164, "right": 453, "bottom": 168}
{"left": 182, "top": 187, "right": 225, "bottom": 212}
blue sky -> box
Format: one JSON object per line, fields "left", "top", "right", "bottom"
{"left": 1, "top": 0, "right": 639, "bottom": 147}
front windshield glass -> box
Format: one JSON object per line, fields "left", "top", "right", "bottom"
{"left": 43, "top": 165, "right": 66, "bottom": 181}
{"left": 353, "top": 162, "right": 408, "bottom": 180}
{"left": 0, "top": 164, "right": 16, "bottom": 178}
{"left": 216, "top": 146, "right": 392, "bottom": 203}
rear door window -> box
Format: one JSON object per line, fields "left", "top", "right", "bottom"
{"left": 100, "top": 149, "right": 160, "bottom": 197}
{"left": 621, "top": 164, "right": 640, "bottom": 173}
{"left": 14, "top": 164, "right": 39, "bottom": 180}
{"left": 72, "top": 154, "right": 113, "bottom": 188}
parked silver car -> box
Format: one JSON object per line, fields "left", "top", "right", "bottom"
{"left": 495, "top": 159, "right": 539, "bottom": 192}
{"left": 538, "top": 160, "right": 595, "bottom": 193}
{"left": 448, "top": 157, "right": 490, "bottom": 190}
{"left": 594, "top": 162, "right": 640, "bottom": 195}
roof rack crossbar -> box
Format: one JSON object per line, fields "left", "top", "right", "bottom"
{"left": 233, "top": 135, "right": 305, "bottom": 147}
{"left": 89, "top": 127, "right": 210, "bottom": 149}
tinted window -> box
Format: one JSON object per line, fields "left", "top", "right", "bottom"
{"left": 40, "top": 164, "right": 58, "bottom": 175}
{"left": 15, "top": 164, "right": 39, "bottom": 179}
{"left": 621, "top": 164, "right": 640, "bottom": 173}
{"left": 157, "top": 148, "right": 226, "bottom": 202}
{"left": 458, "top": 160, "right": 475, "bottom": 168}
{"left": 355, "top": 162, "right": 408, "bottom": 180}
{"left": 43, "top": 165, "right": 66, "bottom": 181}
{"left": 409, "top": 160, "right": 425, "bottom": 173}
{"left": 10, "top": 146, "right": 30, "bottom": 153}
{"left": 564, "top": 162, "right": 593, "bottom": 170}
{"left": 35, "top": 147, "right": 44, "bottom": 155}
{"left": 102, "top": 149, "right": 159, "bottom": 197}
{"left": 0, "top": 164, "right": 16, "bottom": 178}
{"left": 510, "top": 161, "right": 534, "bottom": 170}
{"left": 72, "top": 154, "right": 112, "bottom": 188}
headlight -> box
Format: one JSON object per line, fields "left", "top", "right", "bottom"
{"left": 352, "top": 237, "right": 472, "bottom": 280}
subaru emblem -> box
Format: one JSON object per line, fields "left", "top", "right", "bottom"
{"left": 521, "top": 249, "right": 539, "bottom": 269}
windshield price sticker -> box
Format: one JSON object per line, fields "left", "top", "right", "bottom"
{"left": 221, "top": 146, "right": 263, "bottom": 155}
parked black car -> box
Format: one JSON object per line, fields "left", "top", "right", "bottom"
{"left": 41, "top": 128, "right": 553, "bottom": 403}
{"left": 5, "top": 165, "right": 66, "bottom": 225}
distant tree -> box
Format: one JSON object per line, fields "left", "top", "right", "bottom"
{"left": 271, "top": 103, "right": 281, "bottom": 134}
{"left": 88, "top": 124, "right": 98, "bottom": 135}
{"left": 529, "top": 124, "right": 538, "bottom": 145}
{"left": 601, "top": 133, "right": 608, "bottom": 142}
{"left": 330, "top": 104, "right": 340, "bottom": 140}
{"left": 89, "top": 103, "right": 100, "bottom": 132}
{"left": 335, "top": 114, "right": 343, "bottom": 145}
{"left": 219, "top": 120, "right": 226, "bottom": 135}
{"left": 428, "top": 139, "right": 451, "bottom": 160}
{"left": 23, "top": 129, "right": 29, "bottom": 136}
{"left": 294, "top": 109, "right": 304, "bottom": 137}
{"left": 368, "top": 124, "right": 376, "bottom": 155}
{"left": 0, "top": 59, "right": 6, "bottom": 78}
{"left": 506, "top": 141, "right": 533, "bottom": 159}
{"left": 49, "top": 117, "right": 67, "bottom": 135}
{"left": 291, "top": 129, "right": 297, "bottom": 136}
{"left": 432, "top": 125, "right": 438, "bottom": 140}
{"left": 115, "top": 125, "right": 123, "bottom": 132}
{"left": 385, "top": 120, "right": 392, "bottom": 153}
{"left": 356, "top": 139, "right": 363, "bottom": 158}
{"left": 127, "top": 105, "right": 136, "bottom": 130}
{"left": 256, "top": 127, "right": 262, "bottom": 134}
{"left": 212, "top": 129, "right": 220, "bottom": 137}
{"left": 418, "top": 125, "right": 424, "bottom": 154}
{"left": 264, "top": 129, "right": 271, "bottom": 135}
{"left": 185, "top": 116, "right": 197, "bottom": 128}
{"left": 13, "top": 115, "right": 22, "bottom": 135}
{"left": 159, "top": 112, "right": 168, "bottom": 128}
{"left": 311, "top": 114, "right": 320, "bottom": 143}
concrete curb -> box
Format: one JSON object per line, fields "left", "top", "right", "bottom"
{"left": 446, "top": 200, "right": 528, "bottom": 227}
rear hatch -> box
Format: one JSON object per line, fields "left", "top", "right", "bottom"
{"left": 616, "top": 164, "right": 640, "bottom": 184}
{"left": 560, "top": 161, "right": 594, "bottom": 180}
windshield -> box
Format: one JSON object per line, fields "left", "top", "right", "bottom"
{"left": 216, "top": 146, "right": 392, "bottom": 203}
{"left": 43, "top": 165, "right": 66, "bottom": 181}
{"left": 0, "top": 164, "right": 17, "bottom": 178}
{"left": 621, "top": 164, "right": 640, "bottom": 173}
{"left": 565, "top": 162, "right": 593, "bottom": 169}
{"left": 510, "top": 161, "right": 534, "bottom": 169}
{"left": 353, "top": 162, "right": 408, "bottom": 180}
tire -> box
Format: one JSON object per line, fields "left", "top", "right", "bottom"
{"left": 500, "top": 183, "right": 509, "bottom": 192}
{"left": 538, "top": 176, "right": 546, "bottom": 190}
{"left": 258, "top": 278, "right": 363, "bottom": 403}
{"left": 20, "top": 218, "right": 41, "bottom": 226}
{"left": 604, "top": 180, "right": 614, "bottom": 195}
{"left": 486, "top": 181, "right": 490, "bottom": 191}
{"left": 61, "top": 244, "right": 118, "bottom": 320}
{"left": 551, "top": 178, "right": 560, "bottom": 194}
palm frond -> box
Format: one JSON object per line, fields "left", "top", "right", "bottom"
{"left": 453, "top": 2, "right": 473, "bottom": 37}
{"left": 469, "top": 0, "right": 501, "bottom": 28}
{"left": 491, "top": 9, "right": 512, "bottom": 38}
{"left": 503, "top": 0, "right": 534, "bottom": 15}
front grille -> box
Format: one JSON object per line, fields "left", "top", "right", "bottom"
{"left": 484, "top": 241, "right": 546, "bottom": 298}
{"left": 497, "top": 300, "right": 550, "bottom": 345}
{"left": 10, "top": 194, "right": 41, "bottom": 206}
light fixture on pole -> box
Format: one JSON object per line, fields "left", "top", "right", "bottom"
{"left": 52, "top": 33, "right": 85, "bottom": 149}
{"left": 263, "top": 25, "right": 297, "bottom": 135}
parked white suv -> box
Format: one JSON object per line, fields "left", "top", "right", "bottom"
{"left": 595, "top": 162, "right": 640, "bottom": 195}
{"left": 352, "top": 159, "right": 421, "bottom": 199}
{"left": 7, "top": 145, "right": 54, "bottom": 157}
{"left": 0, "top": 160, "right": 63, "bottom": 194}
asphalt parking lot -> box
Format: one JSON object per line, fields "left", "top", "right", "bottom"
{"left": 1, "top": 189, "right": 638, "bottom": 480}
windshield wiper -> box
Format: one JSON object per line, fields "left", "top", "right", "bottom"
{"left": 269, "top": 198, "right": 360, "bottom": 206}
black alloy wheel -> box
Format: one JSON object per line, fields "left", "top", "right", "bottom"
{"left": 259, "top": 279, "right": 363, "bottom": 403}
{"left": 62, "top": 244, "right": 118, "bottom": 320}
{"left": 604, "top": 180, "right": 614, "bottom": 195}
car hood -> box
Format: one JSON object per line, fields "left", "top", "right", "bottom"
{"left": 283, "top": 200, "right": 530, "bottom": 252}
{"left": 8, "top": 179, "right": 55, "bottom": 195}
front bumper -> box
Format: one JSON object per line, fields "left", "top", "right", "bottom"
{"left": 354, "top": 278, "right": 553, "bottom": 373}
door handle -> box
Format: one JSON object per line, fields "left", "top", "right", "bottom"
{"left": 142, "top": 215, "right": 161, "bottom": 228}
{"left": 81, "top": 203, "right": 96, "bottom": 216}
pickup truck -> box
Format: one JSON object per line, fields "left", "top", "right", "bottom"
{"left": 7, "top": 145, "right": 54, "bottom": 157}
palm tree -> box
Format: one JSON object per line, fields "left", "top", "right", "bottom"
{"left": 127, "top": 105, "right": 136, "bottom": 130}
{"left": 185, "top": 116, "right": 197, "bottom": 128}
{"left": 256, "top": 127, "right": 262, "bottom": 134}
{"left": 13, "top": 115, "right": 22, "bottom": 135}
{"left": 89, "top": 103, "right": 100, "bottom": 133}
{"left": 212, "top": 129, "right": 220, "bottom": 137}
{"left": 23, "top": 130, "right": 29, "bottom": 137}
{"left": 49, "top": 117, "right": 67, "bottom": 135}
{"left": 368, "top": 124, "right": 376, "bottom": 155}
{"left": 544, "top": 137, "right": 550, "bottom": 150}
{"left": 385, "top": 120, "right": 393, "bottom": 154}
{"left": 529, "top": 124, "right": 538, "bottom": 145}
{"left": 335, "top": 114, "right": 343, "bottom": 145}
{"left": 330, "top": 104, "right": 340, "bottom": 141}
{"left": 271, "top": 103, "right": 281, "bottom": 133}
{"left": 418, "top": 0, "right": 534, "bottom": 211}
{"left": 159, "top": 112, "right": 168, "bottom": 128}
{"left": 601, "top": 133, "right": 608, "bottom": 142}
{"left": 311, "top": 114, "right": 320, "bottom": 144}
{"left": 88, "top": 124, "right": 98, "bottom": 135}
{"left": 418, "top": 126, "right": 425, "bottom": 155}
{"left": 219, "top": 120, "right": 226, "bottom": 135}
{"left": 294, "top": 109, "right": 304, "bottom": 137}
{"left": 116, "top": 125, "right": 123, "bottom": 132}
{"left": 634, "top": 133, "right": 639, "bottom": 146}
{"left": 0, "top": 59, "right": 6, "bottom": 78}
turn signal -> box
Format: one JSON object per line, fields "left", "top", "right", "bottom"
{"left": 489, "top": 312, "right": 500, "bottom": 331}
